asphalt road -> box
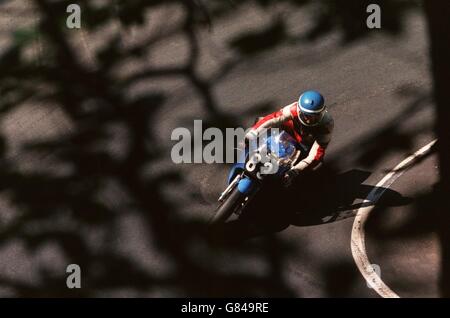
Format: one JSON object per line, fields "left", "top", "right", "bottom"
{"left": 0, "top": 1, "right": 439, "bottom": 297}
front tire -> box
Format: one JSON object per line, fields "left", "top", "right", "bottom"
{"left": 209, "top": 187, "right": 244, "bottom": 226}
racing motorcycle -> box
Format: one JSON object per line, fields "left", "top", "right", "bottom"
{"left": 209, "top": 130, "right": 304, "bottom": 226}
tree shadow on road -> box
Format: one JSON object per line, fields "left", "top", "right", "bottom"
{"left": 0, "top": 0, "right": 299, "bottom": 297}
{"left": 0, "top": 0, "right": 447, "bottom": 298}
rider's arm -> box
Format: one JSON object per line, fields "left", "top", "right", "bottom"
{"left": 291, "top": 114, "right": 334, "bottom": 173}
{"left": 245, "top": 103, "right": 294, "bottom": 139}
{"left": 291, "top": 141, "right": 326, "bottom": 172}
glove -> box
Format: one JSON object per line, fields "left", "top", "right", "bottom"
{"left": 243, "top": 129, "right": 259, "bottom": 153}
{"left": 292, "top": 159, "right": 310, "bottom": 172}
{"left": 283, "top": 169, "right": 299, "bottom": 187}
{"left": 244, "top": 129, "right": 258, "bottom": 142}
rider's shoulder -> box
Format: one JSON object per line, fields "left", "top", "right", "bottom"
{"left": 319, "top": 111, "right": 334, "bottom": 132}
{"left": 322, "top": 110, "right": 334, "bottom": 124}
{"left": 282, "top": 102, "right": 298, "bottom": 117}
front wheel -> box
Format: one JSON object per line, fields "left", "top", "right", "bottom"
{"left": 209, "top": 187, "right": 244, "bottom": 226}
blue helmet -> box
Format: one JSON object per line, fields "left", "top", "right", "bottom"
{"left": 297, "top": 90, "right": 325, "bottom": 126}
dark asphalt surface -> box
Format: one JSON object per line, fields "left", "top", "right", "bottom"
{"left": 0, "top": 1, "right": 439, "bottom": 297}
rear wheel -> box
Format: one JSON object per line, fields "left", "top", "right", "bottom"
{"left": 209, "top": 187, "right": 244, "bottom": 226}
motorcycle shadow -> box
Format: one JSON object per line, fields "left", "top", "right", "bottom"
{"left": 209, "top": 168, "right": 412, "bottom": 243}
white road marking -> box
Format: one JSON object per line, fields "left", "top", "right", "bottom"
{"left": 351, "top": 139, "right": 437, "bottom": 298}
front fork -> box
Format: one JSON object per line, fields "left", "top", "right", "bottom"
{"left": 218, "top": 173, "right": 259, "bottom": 215}
{"left": 218, "top": 174, "right": 241, "bottom": 202}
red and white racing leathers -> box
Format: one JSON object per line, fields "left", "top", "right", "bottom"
{"left": 247, "top": 102, "right": 334, "bottom": 173}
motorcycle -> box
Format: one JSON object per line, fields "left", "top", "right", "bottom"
{"left": 209, "top": 130, "right": 304, "bottom": 226}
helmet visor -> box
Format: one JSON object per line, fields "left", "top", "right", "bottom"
{"left": 299, "top": 111, "right": 323, "bottom": 126}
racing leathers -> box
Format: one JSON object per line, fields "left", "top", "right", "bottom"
{"left": 246, "top": 102, "right": 334, "bottom": 182}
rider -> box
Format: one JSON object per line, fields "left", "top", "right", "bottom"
{"left": 245, "top": 90, "right": 334, "bottom": 186}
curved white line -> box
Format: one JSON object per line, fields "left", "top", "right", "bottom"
{"left": 351, "top": 139, "right": 437, "bottom": 298}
